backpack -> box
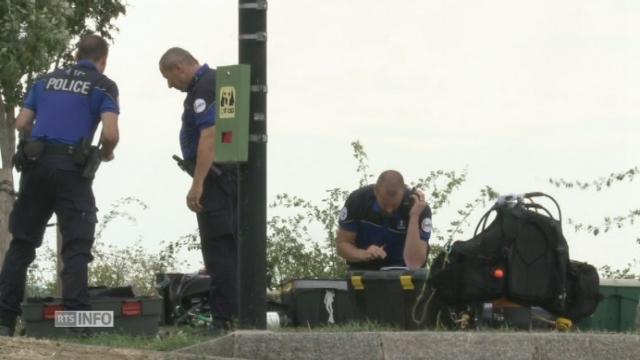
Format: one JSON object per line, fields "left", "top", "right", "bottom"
{"left": 428, "top": 192, "right": 601, "bottom": 322}
{"left": 564, "top": 260, "right": 603, "bottom": 322}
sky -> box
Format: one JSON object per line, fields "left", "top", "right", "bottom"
{"left": 33, "top": 0, "right": 640, "bottom": 273}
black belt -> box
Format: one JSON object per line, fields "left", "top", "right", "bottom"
{"left": 43, "top": 143, "right": 76, "bottom": 156}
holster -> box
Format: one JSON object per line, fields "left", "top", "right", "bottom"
{"left": 182, "top": 159, "right": 197, "bottom": 177}
{"left": 81, "top": 146, "right": 102, "bottom": 179}
{"left": 172, "top": 155, "right": 222, "bottom": 178}
{"left": 13, "top": 139, "right": 45, "bottom": 172}
{"left": 73, "top": 138, "right": 101, "bottom": 179}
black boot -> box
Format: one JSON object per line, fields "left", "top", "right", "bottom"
{"left": 0, "top": 325, "right": 14, "bottom": 337}
{"left": 0, "top": 317, "right": 16, "bottom": 337}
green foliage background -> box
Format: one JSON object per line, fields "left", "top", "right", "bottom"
{"left": 26, "top": 141, "right": 639, "bottom": 298}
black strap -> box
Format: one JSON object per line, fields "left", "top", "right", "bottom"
{"left": 523, "top": 192, "right": 562, "bottom": 225}
{"left": 43, "top": 143, "right": 76, "bottom": 156}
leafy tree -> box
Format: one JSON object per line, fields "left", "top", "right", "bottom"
{"left": 0, "top": 0, "right": 126, "bottom": 267}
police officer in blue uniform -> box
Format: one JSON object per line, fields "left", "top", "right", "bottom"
{"left": 337, "top": 170, "right": 432, "bottom": 270}
{"left": 0, "top": 35, "right": 120, "bottom": 337}
{"left": 159, "top": 47, "right": 238, "bottom": 334}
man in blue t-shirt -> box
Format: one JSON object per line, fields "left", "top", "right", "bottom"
{"left": 0, "top": 35, "right": 120, "bottom": 337}
{"left": 336, "top": 170, "right": 432, "bottom": 271}
{"left": 159, "top": 47, "right": 238, "bottom": 335}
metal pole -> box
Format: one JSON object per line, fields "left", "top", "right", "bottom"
{"left": 238, "top": 0, "right": 267, "bottom": 329}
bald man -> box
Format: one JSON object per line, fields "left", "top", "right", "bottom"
{"left": 159, "top": 47, "right": 238, "bottom": 334}
{"left": 336, "top": 170, "right": 432, "bottom": 270}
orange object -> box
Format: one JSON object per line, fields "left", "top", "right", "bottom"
{"left": 42, "top": 304, "right": 64, "bottom": 320}
{"left": 493, "top": 297, "right": 521, "bottom": 308}
{"left": 493, "top": 268, "right": 504, "bottom": 279}
{"left": 121, "top": 300, "right": 142, "bottom": 317}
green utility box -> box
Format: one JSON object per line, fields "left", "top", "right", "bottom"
{"left": 280, "top": 279, "right": 353, "bottom": 327}
{"left": 215, "top": 64, "right": 251, "bottom": 163}
{"left": 348, "top": 269, "right": 429, "bottom": 329}
{"left": 577, "top": 279, "right": 640, "bottom": 332}
{"left": 22, "top": 296, "right": 162, "bottom": 338}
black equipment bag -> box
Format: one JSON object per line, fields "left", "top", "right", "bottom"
{"left": 155, "top": 272, "right": 211, "bottom": 325}
{"left": 564, "top": 260, "right": 604, "bottom": 322}
{"left": 429, "top": 192, "right": 601, "bottom": 322}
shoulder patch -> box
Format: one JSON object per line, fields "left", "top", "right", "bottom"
{"left": 339, "top": 207, "right": 348, "bottom": 221}
{"left": 194, "top": 98, "right": 206, "bottom": 113}
{"left": 421, "top": 218, "right": 432, "bottom": 233}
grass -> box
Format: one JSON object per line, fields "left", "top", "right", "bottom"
{"left": 32, "top": 321, "right": 399, "bottom": 351}
{"left": 19, "top": 321, "right": 634, "bottom": 352}
{"left": 44, "top": 325, "right": 213, "bottom": 352}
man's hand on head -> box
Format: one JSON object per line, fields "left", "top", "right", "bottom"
{"left": 409, "top": 189, "right": 428, "bottom": 219}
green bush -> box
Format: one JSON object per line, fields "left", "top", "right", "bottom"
{"left": 26, "top": 141, "right": 504, "bottom": 296}
{"left": 27, "top": 197, "right": 188, "bottom": 297}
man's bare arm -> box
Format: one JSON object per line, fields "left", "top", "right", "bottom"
{"left": 193, "top": 126, "right": 216, "bottom": 189}
{"left": 403, "top": 191, "right": 429, "bottom": 269}
{"left": 15, "top": 108, "right": 36, "bottom": 135}
{"left": 100, "top": 112, "right": 119, "bottom": 161}
{"left": 336, "top": 228, "right": 386, "bottom": 262}
{"left": 186, "top": 126, "right": 216, "bottom": 212}
{"left": 404, "top": 215, "right": 428, "bottom": 269}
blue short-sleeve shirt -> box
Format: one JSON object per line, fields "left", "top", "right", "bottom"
{"left": 179, "top": 64, "right": 217, "bottom": 160}
{"left": 339, "top": 185, "right": 432, "bottom": 269}
{"left": 24, "top": 60, "right": 119, "bottom": 145}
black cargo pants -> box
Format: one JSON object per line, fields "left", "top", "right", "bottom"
{"left": 196, "top": 167, "right": 238, "bottom": 321}
{"left": 0, "top": 155, "right": 97, "bottom": 326}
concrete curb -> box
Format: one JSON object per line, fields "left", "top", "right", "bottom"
{"left": 0, "top": 336, "right": 236, "bottom": 360}
{"left": 174, "top": 330, "right": 640, "bottom": 360}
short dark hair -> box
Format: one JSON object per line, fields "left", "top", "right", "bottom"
{"left": 76, "top": 34, "right": 109, "bottom": 62}
{"left": 375, "top": 170, "right": 405, "bottom": 196}
{"left": 159, "top": 47, "right": 198, "bottom": 71}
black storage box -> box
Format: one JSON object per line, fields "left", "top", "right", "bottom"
{"left": 22, "top": 295, "right": 162, "bottom": 338}
{"left": 280, "top": 279, "right": 354, "bottom": 327}
{"left": 347, "top": 269, "right": 429, "bottom": 329}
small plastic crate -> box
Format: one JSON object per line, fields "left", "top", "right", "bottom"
{"left": 347, "top": 269, "right": 429, "bottom": 329}
{"left": 280, "top": 279, "right": 353, "bottom": 327}
{"left": 22, "top": 296, "right": 162, "bottom": 338}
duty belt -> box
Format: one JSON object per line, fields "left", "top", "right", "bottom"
{"left": 42, "top": 143, "right": 76, "bottom": 156}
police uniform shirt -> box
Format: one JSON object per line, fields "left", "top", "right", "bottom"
{"left": 338, "top": 185, "right": 433, "bottom": 269}
{"left": 23, "top": 60, "right": 119, "bottom": 145}
{"left": 180, "top": 64, "right": 216, "bottom": 161}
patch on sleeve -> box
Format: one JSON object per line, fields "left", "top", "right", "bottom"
{"left": 421, "top": 218, "right": 432, "bottom": 233}
{"left": 194, "top": 98, "right": 207, "bottom": 113}
{"left": 339, "top": 207, "right": 348, "bottom": 221}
